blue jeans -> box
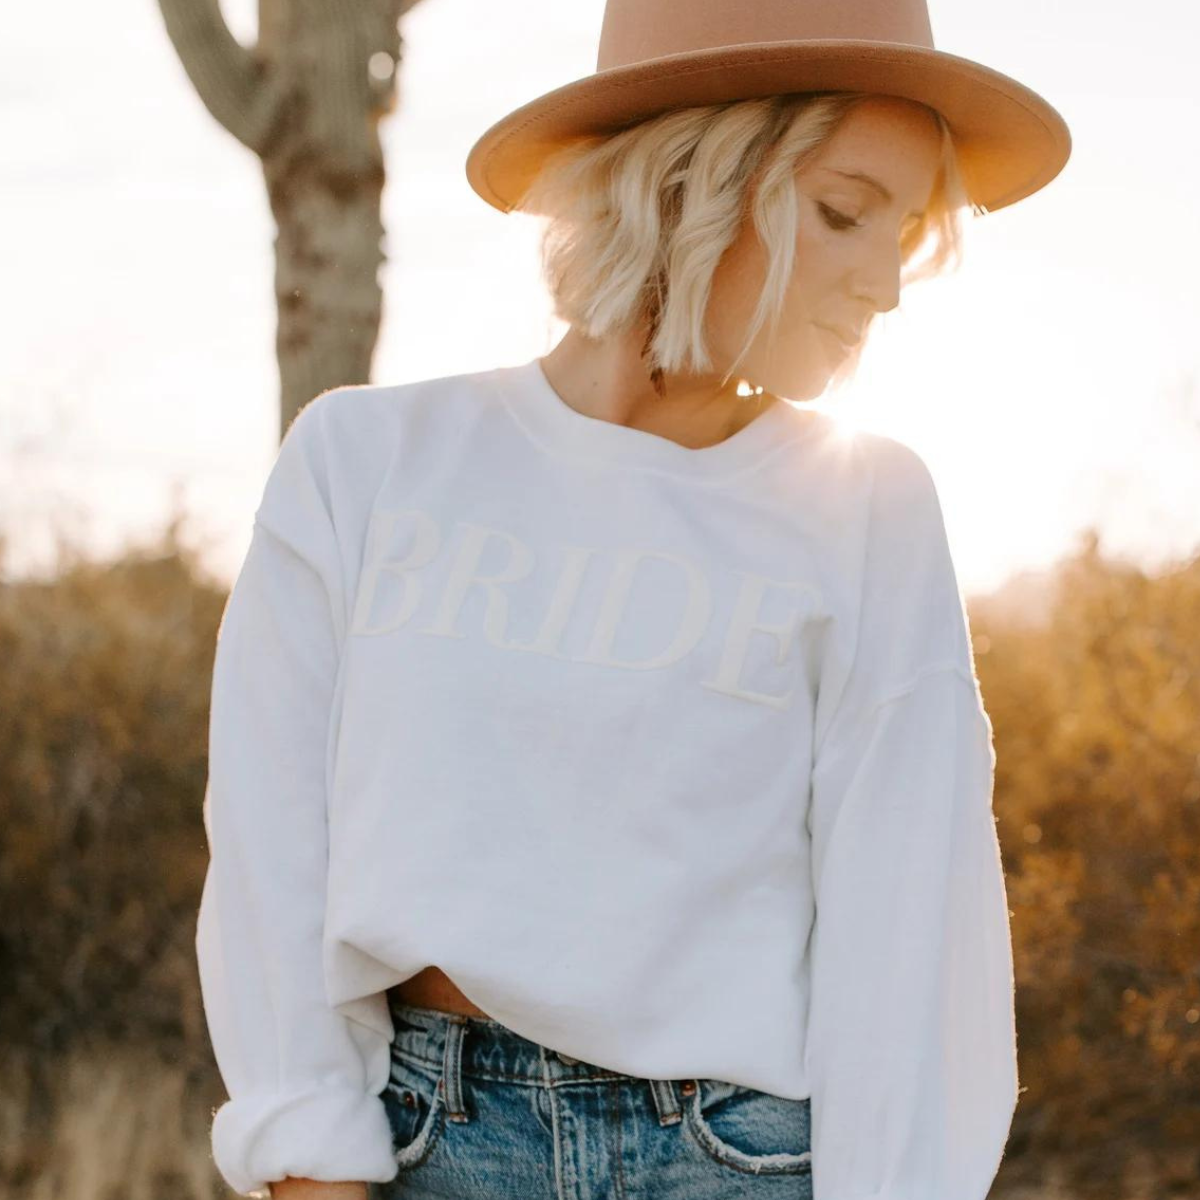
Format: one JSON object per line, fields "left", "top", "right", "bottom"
{"left": 368, "top": 992, "right": 813, "bottom": 1198}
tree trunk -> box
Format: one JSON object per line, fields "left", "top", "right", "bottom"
{"left": 156, "top": 0, "right": 422, "bottom": 440}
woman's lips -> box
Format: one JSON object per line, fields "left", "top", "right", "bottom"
{"left": 818, "top": 324, "right": 857, "bottom": 354}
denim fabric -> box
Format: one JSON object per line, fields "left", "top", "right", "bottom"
{"left": 367, "top": 992, "right": 813, "bottom": 1199}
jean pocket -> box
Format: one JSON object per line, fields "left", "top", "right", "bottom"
{"left": 683, "top": 1078, "right": 813, "bottom": 1176}
{"left": 381, "top": 1050, "right": 445, "bottom": 1170}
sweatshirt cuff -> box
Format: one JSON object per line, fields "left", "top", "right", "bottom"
{"left": 210, "top": 1083, "right": 398, "bottom": 1197}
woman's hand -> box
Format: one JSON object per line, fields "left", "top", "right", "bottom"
{"left": 267, "top": 1179, "right": 370, "bottom": 1200}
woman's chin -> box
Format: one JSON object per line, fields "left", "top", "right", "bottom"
{"left": 780, "top": 369, "right": 837, "bottom": 403}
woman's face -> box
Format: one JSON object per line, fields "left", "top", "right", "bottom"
{"left": 706, "top": 96, "right": 946, "bottom": 403}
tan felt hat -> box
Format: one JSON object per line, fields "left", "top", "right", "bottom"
{"left": 465, "top": 0, "right": 1072, "bottom": 216}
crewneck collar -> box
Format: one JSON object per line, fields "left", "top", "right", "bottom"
{"left": 491, "top": 356, "right": 814, "bottom": 482}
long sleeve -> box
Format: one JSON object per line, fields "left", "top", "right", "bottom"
{"left": 803, "top": 436, "right": 1018, "bottom": 1200}
{"left": 805, "top": 666, "right": 1018, "bottom": 1200}
{"left": 195, "top": 394, "right": 397, "bottom": 1197}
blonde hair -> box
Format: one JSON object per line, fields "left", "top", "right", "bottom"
{"left": 516, "top": 91, "right": 973, "bottom": 395}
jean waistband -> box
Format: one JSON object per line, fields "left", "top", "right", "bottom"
{"left": 384, "top": 989, "right": 689, "bottom": 1127}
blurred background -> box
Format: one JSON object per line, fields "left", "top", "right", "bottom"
{"left": 1, "top": 1, "right": 1197, "bottom": 1197}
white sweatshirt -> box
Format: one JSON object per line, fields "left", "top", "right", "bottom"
{"left": 196, "top": 355, "right": 1019, "bottom": 1198}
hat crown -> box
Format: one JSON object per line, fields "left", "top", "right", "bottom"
{"left": 597, "top": 0, "right": 936, "bottom": 72}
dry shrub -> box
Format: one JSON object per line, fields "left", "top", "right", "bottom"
{"left": 976, "top": 530, "right": 1200, "bottom": 1196}
{"left": 0, "top": 518, "right": 229, "bottom": 1196}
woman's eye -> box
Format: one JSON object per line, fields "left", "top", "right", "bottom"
{"left": 818, "top": 202, "right": 861, "bottom": 232}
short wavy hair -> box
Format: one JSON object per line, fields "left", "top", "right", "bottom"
{"left": 515, "top": 91, "right": 973, "bottom": 395}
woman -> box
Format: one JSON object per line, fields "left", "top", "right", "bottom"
{"left": 195, "top": 1, "right": 1071, "bottom": 1198}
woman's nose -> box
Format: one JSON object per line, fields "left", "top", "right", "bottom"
{"left": 854, "top": 239, "right": 903, "bottom": 314}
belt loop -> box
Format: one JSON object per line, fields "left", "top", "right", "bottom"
{"left": 440, "top": 1015, "right": 472, "bottom": 1123}
{"left": 649, "top": 1078, "right": 684, "bottom": 1126}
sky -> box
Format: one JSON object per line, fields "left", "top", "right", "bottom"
{"left": 1, "top": 0, "right": 1197, "bottom": 598}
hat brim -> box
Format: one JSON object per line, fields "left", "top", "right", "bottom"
{"left": 465, "top": 40, "right": 1072, "bottom": 215}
